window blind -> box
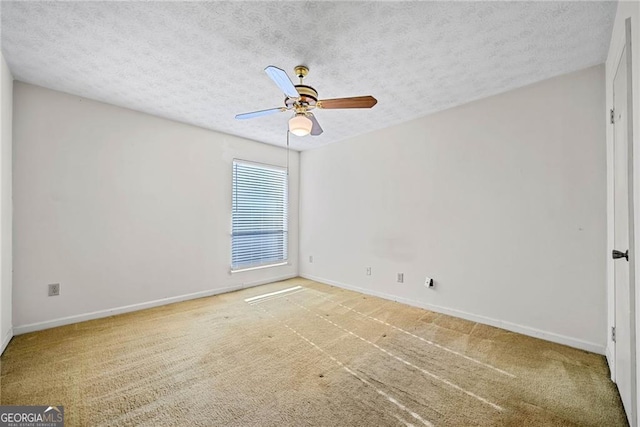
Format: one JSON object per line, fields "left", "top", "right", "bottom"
{"left": 232, "top": 160, "right": 288, "bottom": 270}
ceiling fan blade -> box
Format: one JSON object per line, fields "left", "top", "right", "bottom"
{"left": 308, "top": 113, "right": 323, "bottom": 136}
{"left": 264, "top": 66, "right": 299, "bottom": 99}
{"left": 318, "top": 95, "right": 377, "bottom": 109}
{"left": 235, "top": 107, "right": 285, "bottom": 120}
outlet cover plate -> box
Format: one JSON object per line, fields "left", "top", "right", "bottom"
{"left": 48, "top": 283, "right": 60, "bottom": 296}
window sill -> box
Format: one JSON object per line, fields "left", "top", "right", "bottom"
{"left": 230, "top": 261, "right": 288, "bottom": 274}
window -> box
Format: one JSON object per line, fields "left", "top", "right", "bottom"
{"left": 232, "top": 160, "right": 288, "bottom": 271}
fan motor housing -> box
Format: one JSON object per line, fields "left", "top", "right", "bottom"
{"left": 285, "top": 85, "right": 318, "bottom": 108}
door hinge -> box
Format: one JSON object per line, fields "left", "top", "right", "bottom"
{"left": 612, "top": 326, "right": 616, "bottom": 342}
{"left": 610, "top": 108, "right": 615, "bottom": 124}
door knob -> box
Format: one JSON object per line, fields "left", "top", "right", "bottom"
{"left": 612, "top": 249, "right": 629, "bottom": 261}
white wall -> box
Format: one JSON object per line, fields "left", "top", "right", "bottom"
{"left": 300, "top": 65, "right": 606, "bottom": 353}
{"left": 13, "top": 82, "right": 299, "bottom": 332}
{"left": 605, "top": 1, "right": 640, "bottom": 424}
{"left": 0, "top": 54, "right": 13, "bottom": 353}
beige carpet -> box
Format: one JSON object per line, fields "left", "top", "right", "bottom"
{"left": 0, "top": 278, "right": 627, "bottom": 426}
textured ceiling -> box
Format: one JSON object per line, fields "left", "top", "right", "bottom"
{"left": 1, "top": 1, "right": 616, "bottom": 151}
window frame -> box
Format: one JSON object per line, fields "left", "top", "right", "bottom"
{"left": 230, "top": 159, "right": 289, "bottom": 273}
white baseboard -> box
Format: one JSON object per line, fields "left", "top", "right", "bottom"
{"left": 301, "top": 274, "right": 606, "bottom": 355}
{"left": 14, "top": 274, "right": 296, "bottom": 335}
{"left": 1, "top": 327, "right": 13, "bottom": 355}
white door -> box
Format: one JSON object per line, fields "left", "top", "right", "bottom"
{"left": 613, "top": 40, "right": 635, "bottom": 425}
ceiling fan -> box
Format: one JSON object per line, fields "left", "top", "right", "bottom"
{"left": 235, "top": 65, "right": 377, "bottom": 137}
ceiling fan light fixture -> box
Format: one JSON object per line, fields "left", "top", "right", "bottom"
{"left": 289, "top": 114, "right": 312, "bottom": 136}
{"left": 235, "top": 65, "right": 376, "bottom": 138}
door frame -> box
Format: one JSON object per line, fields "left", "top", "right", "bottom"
{"left": 607, "top": 17, "right": 637, "bottom": 426}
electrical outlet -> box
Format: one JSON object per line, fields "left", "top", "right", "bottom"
{"left": 425, "top": 276, "right": 434, "bottom": 288}
{"left": 309, "top": 255, "right": 313, "bottom": 263}
{"left": 397, "top": 273, "right": 404, "bottom": 283}
{"left": 366, "top": 267, "right": 371, "bottom": 276}
{"left": 48, "top": 283, "right": 60, "bottom": 296}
